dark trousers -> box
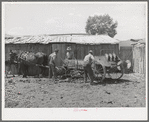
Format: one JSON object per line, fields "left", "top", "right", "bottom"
{"left": 84, "top": 64, "right": 94, "bottom": 83}
{"left": 49, "top": 64, "right": 57, "bottom": 80}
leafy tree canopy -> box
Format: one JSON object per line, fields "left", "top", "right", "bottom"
{"left": 85, "top": 14, "right": 118, "bottom": 38}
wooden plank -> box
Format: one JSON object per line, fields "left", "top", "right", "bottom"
{"left": 132, "top": 45, "right": 146, "bottom": 74}
{"left": 96, "top": 45, "right": 101, "bottom": 56}
{"left": 60, "top": 43, "right": 64, "bottom": 66}
{"left": 143, "top": 46, "right": 146, "bottom": 74}
{"left": 84, "top": 44, "right": 88, "bottom": 57}
{"left": 76, "top": 44, "right": 81, "bottom": 59}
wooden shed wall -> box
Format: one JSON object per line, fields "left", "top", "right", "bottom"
{"left": 5, "top": 44, "right": 52, "bottom": 60}
{"left": 76, "top": 44, "right": 119, "bottom": 60}
{"left": 119, "top": 46, "right": 133, "bottom": 72}
{"left": 133, "top": 44, "right": 146, "bottom": 74}
{"left": 5, "top": 43, "right": 119, "bottom": 76}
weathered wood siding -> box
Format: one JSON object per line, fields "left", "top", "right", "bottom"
{"left": 133, "top": 44, "right": 146, "bottom": 74}
{"left": 76, "top": 44, "right": 119, "bottom": 60}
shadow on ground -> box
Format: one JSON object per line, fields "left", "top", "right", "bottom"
{"left": 97, "top": 78, "right": 132, "bottom": 85}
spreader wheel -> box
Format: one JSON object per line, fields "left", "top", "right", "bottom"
{"left": 93, "top": 64, "right": 106, "bottom": 82}
{"left": 108, "top": 62, "right": 124, "bottom": 80}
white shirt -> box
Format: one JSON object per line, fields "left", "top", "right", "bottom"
{"left": 84, "top": 53, "right": 94, "bottom": 65}
{"left": 49, "top": 52, "right": 57, "bottom": 64}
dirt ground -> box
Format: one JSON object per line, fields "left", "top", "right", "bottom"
{"left": 5, "top": 73, "right": 146, "bottom": 108}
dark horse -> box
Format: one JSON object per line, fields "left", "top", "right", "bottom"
{"left": 9, "top": 50, "right": 48, "bottom": 78}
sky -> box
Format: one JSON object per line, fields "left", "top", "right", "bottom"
{"left": 3, "top": 2, "right": 147, "bottom": 40}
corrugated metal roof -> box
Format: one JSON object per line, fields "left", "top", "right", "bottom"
{"left": 131, "top": 39, "right": 146, "bottom": 45}
{"left": 5, "top": 35, "right": 119, "bottom": 44}
{"left": 71, "top": 35, "right": 119, "bottom": 44}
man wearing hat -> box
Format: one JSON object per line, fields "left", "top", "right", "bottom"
{"left": 83, "top": 50, "right": 96, "bottom": 85}
{"left": 65, "top": 47, "right": 75, "bottom": 60}
{"left": 48, "top": 49, "right": 59, "bottom": 83}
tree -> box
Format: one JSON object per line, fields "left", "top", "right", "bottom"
{"left": 85, "top": 14, "right": 118, "bottom": 38}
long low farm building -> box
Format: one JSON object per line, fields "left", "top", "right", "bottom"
{"left": 5, "top": 34, "right": 120, "bottom": 76}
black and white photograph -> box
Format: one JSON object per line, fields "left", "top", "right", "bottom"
{"left": 2, "top": 1, "right": 148, "bottom": 120}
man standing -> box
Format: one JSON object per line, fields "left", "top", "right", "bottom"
{"left": 65, "top": 47, "right": 75, "bottom": 60}
{"left": 48, "top": 49, "right": 59, "bottom": 83}
{"left": 83, "top": 50, "right": 96, "bottom": 85}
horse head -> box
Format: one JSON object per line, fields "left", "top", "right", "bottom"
{"left": 9, "top": 50, "right": 18, "bottom": 63}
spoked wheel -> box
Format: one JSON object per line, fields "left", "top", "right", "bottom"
{"left": 93, "top": 64, "right": 106, "bottom": 82}
{"left": 107, "top": 62, "right": 124, "bottom": 80}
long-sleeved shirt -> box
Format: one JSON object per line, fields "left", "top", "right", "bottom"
{"left": 83, "top": 53, "right": 94, "bottom": 66}
{"left": 49, "top": 52, "right": 57, "bottom": 65}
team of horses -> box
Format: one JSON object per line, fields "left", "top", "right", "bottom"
{"left": 5, "top": 50, "right": 48, "bottom": 78}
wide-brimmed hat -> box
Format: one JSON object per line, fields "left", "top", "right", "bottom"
{"left": 54, "top": 49, "right": 59, "bottom": 52}
{"left": 67, "top": 47, "right": 71, "bottom": 51}
{"left": 89, "top": 50, "right": 93, "bottom": 54}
